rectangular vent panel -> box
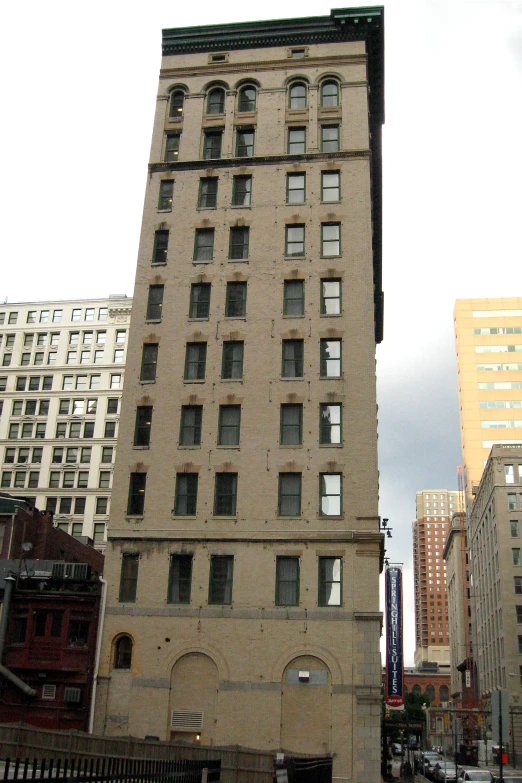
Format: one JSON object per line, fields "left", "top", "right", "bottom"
{"left": 171, "top": 709, "right": 203, "bottom": 730}
{"left": 64, "top": 687, "right": 81, "bottom": 703}
{"left": 42, "top": 684, "right": 56, "bottom": 700}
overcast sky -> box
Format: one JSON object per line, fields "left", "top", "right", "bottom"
{"left": 1, "top": 0, "right": 521, "bottom": 665}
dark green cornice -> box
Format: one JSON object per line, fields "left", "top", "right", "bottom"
{"left": 161, "top": 7, "right": 384, "bottom": 342}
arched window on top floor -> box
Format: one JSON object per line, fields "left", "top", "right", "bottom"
{"left": 207, "top": 88, "right": 225, "bottom": 115}
{"left": 238, "top": 85, "right": 256, "bottom": 113}
{"left": 425, "top": 684, "right": 435, "bottom": 703}
{"left": 114, "top": 635, "right": 133, "bottom": 669}
{"left": 169, "top": 90, "right": 185, "bottom": 119}
{"left": 320, "top": 80, "right": 339, "bottom": 108}
{"left": 440, "top": 684, "right": 449, "bottom": 702}
{"left": 289, "top": 82, "right": 307, "bottom": 110}
{"left": 412, "top": 684, "right": 421, "bottom": 697}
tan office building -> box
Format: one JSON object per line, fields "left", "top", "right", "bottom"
{"left": 93, "top": 9, "right": 385, "bottom": 781}
{"left": 454, "top": 298, "right": 522, "bottom": 499}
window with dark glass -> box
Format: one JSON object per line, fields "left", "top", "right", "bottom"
{"left": 287, "top": 173, "right": 305, "bottom": 204}
{"left": 194, "top": 228, "right": 214, "bottom": 262}
{"left": 320, "top": 81, "right": 339, "bottom": 107}
{"left": 158, "top": 180, "right": 174, "bottom": 210}
{"left": 34, "top": 611, "right": 47, "bottom": 636}
{"left": 165, "top": 133, "right": 180, "bottom": 162}
{"left": 174, "top": 473, "right": 198, "bottom": 515}
{"left": 134, "top": 406, "right": 153, "bottom": 447}
{"left": 11, "top": 616, "right": 27, "bottom": 645}
{"left": 214, "top": 473, "right": 238, "bottom": 515}
{"left": 203, "top": 130, "right": 222, "bottom": 159}
{"left": 179, "top": 406, "right": 202, "bottom": 446}
{"left": 285, "top": 225, "right": 305, "bottom": 257}
{"left": 276, "top": 557, "right": 299, "bottom": 606}
{"left": 84, "top": 422, "right": 95, "bottom": 438}
{"left": 107, "top": 398, "right": 118, "bottom": 414}
{"left": 59, "top": 497, "right": 72, "bottom": 514}
{"left": 278, "top": 473, "right": 301, "bottom": 516}
{"left": 320, "top": 473, "right": 342, "bottom": 516}
{"left": 225, "top": 282, "right": 247, "bottom": 317}
{"left": 222, "top": 341, "right": 244, "bottom": 379}
{"left": 238, "top": 86, "right": 256, "bottom": 112}
{"left": 320, "top": 339, "right": 341, "bottom": 377}
{"left": 321, "top": 125, "right": 339, "bottom": 152}
{"left": 289, "top": 82, "right": 307, "bottom": 109}
{"left": 120, "top": 553, "right": 139, "bottom": 602}
{"left": 229, "top": 227, "right": 249, "bottom": 259}
{"left": 321, "top": 279, "right": 341, "bottom": 314}
{"left": 209, "top": 555, "right": 234, "bottom": 604}
{"left": 146, "top": 285, "right": 164, "bottom": 321}
{"left": 280, "top": 404, "right": 302, "bottom": 445}
{"left": 114, "top": 635, "right": 133, "bottom": 668}
{"left": 321, "top": 223, "right": 340, "bottom": 256}
{"left": 318, "top": 556, "right": 342, "bottom": 606}
{"left": 232, "top": 176, "right": 252, "bottom": 206}
{"left": 320, "top": 404, "right": 342, "bottom": 445}
{"left": 184, "top": 343, "right": 207, "bottom": 380}
{"left": 236, "top": 129, "right": 254, "bottom": 158}
{"left": 168, "top": 555, "right": 193, "bottom": 603}
{"left": 169, "top": 90, "right": 184, "bottom": 118}
{"left": 218, "top": 405, "right": 241, "bottom": 445}
{"left": 288, "top": 127, "right": 306, "bottom": 154}
{"left": 128, "top": 473, "right": 146, "bottom": 515}
{"left": 189, "top": 283, "right": 211, "bottom": 319}
{"left": 207, "top": 88, "right": 225, "bottom": 115}
{"left": 140, "top": 343, "right": 158, "bottom": 381}
{"left": 96, "top": 497, "right": 108, "bottom": 514}
{"left": 198, "top": 177, "right": 218, "bottom": 209}
{"left": 38, "top": 400, "right": 49, "bottom": 415}
{"left": 74, "top": 497, "right": 86, "bottom": 514}
{"left": 282, "top": 339, "right": 304, "bottom": 378}
{"left": 283, "top": 280, "right": 304, "bottom": 316}
{"left": 321, "top": 171, "right": 340, "bottom": 202}
{"left": 153, "top": 230, "right": 169, "bottom": 264}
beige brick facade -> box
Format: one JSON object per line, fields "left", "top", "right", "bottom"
{"left": 94, "top": 10, "right": 385, "bottom": 782}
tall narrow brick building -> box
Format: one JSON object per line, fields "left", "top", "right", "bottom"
{"left": 94, "top": 9, "right": 385, "bottom": 780}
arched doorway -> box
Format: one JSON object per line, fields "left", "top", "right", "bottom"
{"left": 281, "top": 655, "right": 331, "bottom": 754}
{"left": 169, "top": 653, "right": 218, "bottom": 744}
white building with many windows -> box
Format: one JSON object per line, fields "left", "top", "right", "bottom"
{"left": 0, "top": 296, "right": 131, "bottom": 548}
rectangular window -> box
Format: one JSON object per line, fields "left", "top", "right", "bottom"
{"left": 107, "top": 398, "right": 118, "bottom": 414}
{"left": 229, "top": 227, "right": 249, "bottom": 259}
{"left": 134, "top": 406, "right": 153, "bottom": 447}
{"left": 93, "top": 523, "right": 105, "bottom": 544}
{"left": 2, "top": 354, "right": 12, "bottom": 367}
{"left": 27, "top": 311, "right": 36, "bottom": 324}
{"left": 14, "top": 471, "right": 25, "bottom": 488}
{"left": 83, "top": 422, "right": 94, "bottom": 438}
{"left": 86, "top": 398, "right": 97, "bottom": 414}
{"left": 321, "top": 223, "right": 341, "bottom": 256}
{"left": 321, "top": 171, "right": 340, "bottom": 202}
{"left": 194, "top": 228, "right": 215, "bottom": 262}
{"left": 198, "top": 177, "right": 218, "bottom": 209}
{"left": 512, "top": 520, "right": 520, "bottom": 538}
{"left": 85, "top": 308, "right": 94, "bottom": 322}
{"left": 236, "top": 128, "right": 254, "bottom": 157}
{"left": 321, "top": 279, "right": 341, "bottom": 315}
{"left": 514, "top": 548, "right": 521, "bottom": 566}
{"left": 104, "top": 421, "right": 116, "bottom": 438}
{"left": 62, "top": 471, "right": 75, "bottom": 489}
{"left": 509, "top": 493, "right": 517, "bottom": 510}
{"left": 99, "top": 471, "right": 111, "bottom": 489}
{"left": 287, "top": 173, "right": 306, "bottom": 204}
{"left": 42, "top": 376, "right": 53, "bottom": 391}
{"left": 71, "top": 309, "right": 81, "bottom": 322}
{"left": 101, "top": 446, "right": 113, "bottom": 463}
{"left": 110, "top": 374, "right": 121, "bottom": 389}
{"left": 53, "top": 310, "right": 62, "bottom": 323}
{"left": 98, "top": 308, "right": 108, "bottom": 322}
{"left": 77, "top": 471, "right": 89, "bottom": 488}
{"left": 8, "top": 424, "right": 19, "bottom": 439}
{"left": 0, "top": 377, "right": 7, "bottom": 392}
{"left": 31, "top": 448, "right": 43, "bottom": 464}
{"left": 320, "top": 404, "right": 342, "bottom": 444}
{"left": 168, "top": 554, "right": 193, "bottom": 603}
{"left": 140, "top": 343, "right": 158, "bottom": 381}
{"left": 320, "top": 473, "right": 342, "bottom": 516}
{"left": 319, "top": 557, "right": 342, "bottom": 606}
{"left": 189, "top": 283, "right": 211, "bottom": 319}
{"left": 96, "top": 331, "right": 106, "bottom": 344}
{"left": 69, "top": 422, "right": 81, "bottom": 438}
{"left": 16, "top": 377, "right": 27, "bottom": 391}
{"left": 288, "top": 127, "right": 306, "bottom": 154}
{"left": 184, "top": 343, "right": 207, "bottom": 380}
{"left": 21, "top": 423, "right": 33, "bottom": 438}
{"left": 506, "top": 465, "right": 515, "bottom": 484}
{"left": 321, "top": 125, "right": 340, "bottom": 152}
{"left": 282, "top": 339, "right": 304, "bottom": 378}
{"left": 119, "top": 553, "right": 139, "bottom": 602}
{"left": 59, "top": 498, "right": 72, "bottom": 514}
{"left": 20, "top": 353, "right": 30, "bottom": 366}
{"left": 5, "top": 448, "right": 16, "bottom": 463}
{"left": 17, "top": 448, "right": 29, "bottom": 464}
{"left": 283, "top": 280, "right": 304, "bottom": 316}
{"left": 1, "top": 472, "right": 11, "bottom": 488}
{"left": 285, "top": 225, "right": 305, "bottom": 257}
{"left": 203, "top": 130, "right": 222, "bottom": 160}
{"left": 225, "top": 282, "right": 247, "bottom": 318}
{"left": 278, "top": 473, "right": 302, "bottom": 516}
{"left": 276, "top": 557, "right": 299, "bottom": 606}
{"left": 174, "top": 474, "right": 198, "bottom": 515}
{"left": 218, "top": 405, "right": 241, "bottom": 445}
{"left": 214, "top": 473, "right": 238, "bottom": 516}
{"left": 280, "top": 404, "right": 303, "bottom": 445}
{"left": 222, "top": 341, "right": 244, "bottom": 379}
{"left": 209, "top": 556, "right": 234, "bottom": 604}
{"left": 81, "top": 447, "right": 91, "bottom": 463}
{"left": 153, "top": 230, "right": 169, "bottom": 265}
{"left": 128, "top": 473, "right": 146, "bottom": 515}
{"left": 12, "top": 400, "right": 23, "bottom": 415}
{"left": 320, "top": 339, "right": 342, "bottom": 377}
{"left": 179, "top": 406, "right": 202, "bottom": 446}
{"left": 96, "top": 497, "right": 108, "bottom": 514}
{"left": 158, "top": 180, "right": 174, "bottom": 210}
{"left": 232, "top": 176, "right": 252, "bottom": 207}
{"left": 146, "top": 285, "right": 164, "bottom": 321}
{"left": 165, "top": 133, "right": 180, "bottom": 162}
{"left": 59, "top": 399, "right": 70, "bottom": 414}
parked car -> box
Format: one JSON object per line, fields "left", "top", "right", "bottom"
{"left": 432, "top": 762, "right": 458, "bottom": 782}
{"left": 456, "top": 767, "right": 493, "bottom": 782}
{"left": 422, "top": 754, "right": 444, "bottom": 779}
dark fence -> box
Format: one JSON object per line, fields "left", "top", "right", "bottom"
{"left": 285, "top": 757, "right": 332, "bottom": 783}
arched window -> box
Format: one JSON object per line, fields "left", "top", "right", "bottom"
{"left": 321, "top": 81, "right": 339, "bottom": 107}
{"left": 238, "top": 86, "right": 256, "bottom": 112}
{"left": 412, "top": 684, "right": 421, "bottom": 697}
{"left": 169, "top": 91, "right": 185, "bottom": 119}
{"left": 425, "top": 684, "right": 435, "bottom": 703}
{"left": 289, "top": 82, "right": 307, "bottom": 109}
{"left": 440, "top": 684, "right": 449, "bottom": 702}
{"left": 207, "top": 88, "right": 225, "bottom": 115}
{"left": 114, "top": 635, "right": 132, "bottom": 669}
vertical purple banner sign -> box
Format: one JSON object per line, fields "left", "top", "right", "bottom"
{"left": 385, "top": 566, "right": 404, "bottom": 708}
